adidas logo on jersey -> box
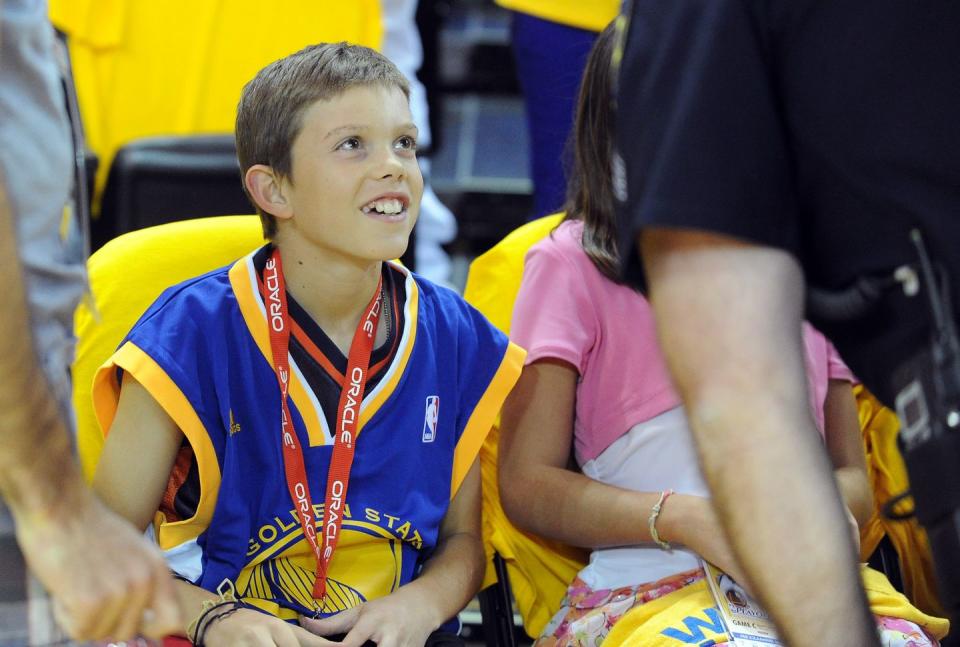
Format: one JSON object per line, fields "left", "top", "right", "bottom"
{"left": 229, "top": 408, "right": 241, "bottom": 435}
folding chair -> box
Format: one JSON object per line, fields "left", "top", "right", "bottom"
{"left": 95, "top": 135, "right": 252, "bottom": 247}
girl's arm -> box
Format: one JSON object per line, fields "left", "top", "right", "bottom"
{"left": 301, "top": 460, "right": 485, "bottom": 647}
{"left": 823, "top": 379, "right": 873, "bottom": 530}
{"left": 498, "top": 358, "right": 744, "bottom": 581}
{"left": 94, "top": 374, "right": 332, "bottom": 647}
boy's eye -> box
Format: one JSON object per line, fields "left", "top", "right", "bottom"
{"left": 395, "top": 135, "right": 417, "bottom": 151}
{"left": 337, "top": 137, "right": 362, "bottom": 151}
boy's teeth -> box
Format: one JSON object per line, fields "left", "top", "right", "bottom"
{"left": 363, "top": 199, "right": 404, "bottom": 215}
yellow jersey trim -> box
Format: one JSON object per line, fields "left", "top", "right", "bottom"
{"left": 95, "top": 341, "right": 222, "bottom": 549}
{"left": 451, "top": 341, "right": 526, "bottom": 498}
{"left": 229, "top": 254, "right": 331, "bottom": 447}
{"left": 358, "top": 261, "right": 418, "bottom": 432}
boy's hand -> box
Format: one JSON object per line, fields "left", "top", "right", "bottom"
{"left": 300, "top": 589, "right": 438, "bottom": 647}
{"left": 205, "top": 607, "right": 337, "bottom": 647}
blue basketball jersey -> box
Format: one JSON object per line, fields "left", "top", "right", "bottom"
{"left": 93, "top": 247, "right": 525, "bottom": 619}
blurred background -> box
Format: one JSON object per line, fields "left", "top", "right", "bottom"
{"left": 54, "top": 0, "right": 547, "bottom": 294}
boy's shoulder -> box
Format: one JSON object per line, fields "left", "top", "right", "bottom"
{"left": 155, "top": 263, "right": 235, "bottom": 306}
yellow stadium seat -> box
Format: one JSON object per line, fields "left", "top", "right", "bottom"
{"left": 463, "top": 213, "right": 589, "bottom": 638}
{"left": 72, "top": 215, "right": 265, "bottom": 479}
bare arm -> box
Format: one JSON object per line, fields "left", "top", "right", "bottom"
{"left": 0, "top": 180, "right": 79, "bottom": 536}
{"left": 641, "top": 228, "right": 877, "bottom": 647}
{"left": 499, "top": 358, "right": 744, "bottom": 580}
{"left": 400, "top": 458, "right": 486, "bottom": 625}
{"left": 824, "top": 379, "right": 873, "bottom": 529}
{"left": 97, "top": 373, "right": 333, "bottom": 646}
{"left": 302, "top": 460, "right": 486, "bottom": 647}
{"left": 0, "top": 186, "right": 180, "bottom": 641}
{"left": 93, "top": 373, "right": 185, "bottom": 529}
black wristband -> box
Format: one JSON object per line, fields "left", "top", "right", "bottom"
{"left": 190, "top": 600, "right": 239, "bottom": 645}
{"left": 195, "top": 602, "right": 244, "bottom": 646}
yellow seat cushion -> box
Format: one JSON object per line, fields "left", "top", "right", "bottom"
{"left": 72, "top": 215, "right": 265, "bottom": 479}
{"left": 464, "top": 214, "right": 589, "bottom": 637}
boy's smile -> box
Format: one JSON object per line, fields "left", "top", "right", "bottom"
{"left": 360, "top": 192, "right": 411, "bottom": 222}
{"left": 280, "top": 84, "right": 423, "bottom": 264}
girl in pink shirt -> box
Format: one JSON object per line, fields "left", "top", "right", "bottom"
{"left": 498, "top": 23, "right": 940, "bottom": 647}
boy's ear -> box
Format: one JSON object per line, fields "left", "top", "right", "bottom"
{"left": 245, "top": 165, "right": 293, "bottom": 220}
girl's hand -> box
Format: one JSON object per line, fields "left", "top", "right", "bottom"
{"left": 203, "top": 607, "right": 336, "bottom": 647}
{"left": 300, "top": 589, "right": 439, "bottom": 647}
{"left": 664, "top": 494, "right": 751, "bottom": 591}
{"left": 845, "top": 505, "right": 861, "bottom": 557}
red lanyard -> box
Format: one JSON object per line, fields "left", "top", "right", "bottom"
{"left": 263, "top": 248, "right": 382, "bottom": 605}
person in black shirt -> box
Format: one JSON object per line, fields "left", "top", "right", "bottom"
{"left": 614, "top": 2, "right": 960, "bottom": 646}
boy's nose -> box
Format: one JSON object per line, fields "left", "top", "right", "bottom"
{"left": 371, "top": 148, "right": 406, "bottom": 180}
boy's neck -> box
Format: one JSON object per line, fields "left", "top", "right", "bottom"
{"left": 272, "top": 237, "right": 385, "bottom": 355}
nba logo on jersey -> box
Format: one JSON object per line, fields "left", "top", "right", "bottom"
{"left": 422, "top": 396, "right": 439, "bottom": 443}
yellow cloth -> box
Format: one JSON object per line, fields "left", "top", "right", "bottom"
{"left": 603, "top": 580, "right": 730, "bottom": 647}
{"left": 72, "top": 216, "right": 265, "bottom": 479}
{"left": 48, "top": 0, "right": 382, "bottom": 210}
{"left": 862, "top": 566, "right": 949, "bottom": 640}
{"left": 603, "top": 567, "right": 948, "bottom": 646}
{"left": 463, "top": 213, "right": 562, "bottom": 333}
{"left": 856, "top": 385, "right": 946, "bottom": 617}
{"left": 464, "top": 214, "right": 588, "bottom": 637}
{"left": 493, "top": 0, "right": 619, "bottom": 33}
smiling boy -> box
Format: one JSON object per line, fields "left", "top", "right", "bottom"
{"left": 91, "top": 43, "right": 525, "bottom": 647}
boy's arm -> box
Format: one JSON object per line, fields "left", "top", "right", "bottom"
{"left": 302, "top": 460, "right": 485, "bottom": 647}
{"left": 97, "top": 374, "right": 337, "bottom": 647}
{"left": 400, "top": 458, "right": 485, "bottom": 622}
{"left": 0, "top": 187, "right": 180, "bottom": 641}
{"left": 93, "top": 373, "right": 185, "bottom": 529}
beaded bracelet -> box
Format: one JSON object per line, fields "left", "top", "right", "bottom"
{"left": 648, "top": 489, "right": 675, "bottom": 550}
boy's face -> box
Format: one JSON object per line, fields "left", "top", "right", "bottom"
{"left": 282, "top": 84, "right": 423, "bottom": 263}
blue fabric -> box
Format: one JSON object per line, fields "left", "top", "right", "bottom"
{"left": 116, "top": 248, "right": 515, "bottom": 620}
{"left": 510, "top": 11, "right": 597, "bottom": 221}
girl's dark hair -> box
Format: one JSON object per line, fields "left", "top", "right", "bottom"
{"left": 562, "top": 22, "right": 620, "bottom": 282}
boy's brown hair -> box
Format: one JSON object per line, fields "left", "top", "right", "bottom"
{"left": 236, "top": 42, "right": 411, "bottom": 238}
